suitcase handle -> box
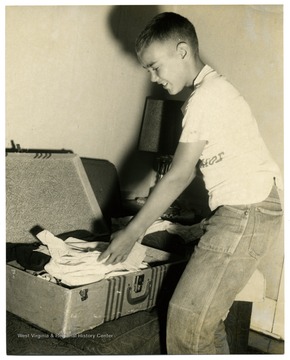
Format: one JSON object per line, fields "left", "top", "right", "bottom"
{"left": 126, "top": 280, "right": 151, "bottom": 305}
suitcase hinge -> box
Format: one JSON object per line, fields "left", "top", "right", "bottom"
{"left": 79, "top": 289, "right": 88, "bottom": 301}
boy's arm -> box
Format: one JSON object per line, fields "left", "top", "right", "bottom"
{"left": 98, "top": 140, "right": 206, "bottom": 265}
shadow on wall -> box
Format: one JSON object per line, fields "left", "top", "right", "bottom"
{"left": 108, "top": 5, "right": 160, "bottom": 61}
{"left": 107, "top": 5, "right": 166, "bottom": 197}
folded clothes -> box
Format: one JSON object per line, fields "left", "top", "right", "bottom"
{"left": 36, "top": 230, "right": 148, "bottom": 287}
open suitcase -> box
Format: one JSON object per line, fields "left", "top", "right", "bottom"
{"left": 6, "top": 151, "right": 185, "bottom": 338}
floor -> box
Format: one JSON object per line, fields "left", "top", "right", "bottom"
{"left": 248, "top": 330, "right": 284, "bottom": 354}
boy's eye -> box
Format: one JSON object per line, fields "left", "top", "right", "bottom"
{"left": 146, "top": 66, "right": 160, "bottom": 75}
{"left": 147, "top": 66, "right": 159, "bottom": 72}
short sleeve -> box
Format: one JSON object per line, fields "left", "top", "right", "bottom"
{"left": 179, "top": 96, "right": 210, "bottom": 143}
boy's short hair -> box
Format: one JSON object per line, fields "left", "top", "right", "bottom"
{"left": 135, "top": 12, "right": 199, "bottom": 54}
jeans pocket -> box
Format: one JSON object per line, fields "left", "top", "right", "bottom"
{"left": 198, "top": 205, "right": 248, "bottom": 255}
{"left": 248, "top": 206, "right": 283, "bottom": 259}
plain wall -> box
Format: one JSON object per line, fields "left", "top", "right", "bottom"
{"left": 6, "top": 5, "right": 283, "bottom": 302}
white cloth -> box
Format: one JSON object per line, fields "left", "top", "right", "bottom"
{"left": 36, "top": 230, "right": 147, "bottom": 286}
{"left": 140, "top": 219, "right": 203, "bottom": 243}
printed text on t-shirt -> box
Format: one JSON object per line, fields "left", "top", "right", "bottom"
{"left": 200, "top": 152, "right": 225, "bottom": 168}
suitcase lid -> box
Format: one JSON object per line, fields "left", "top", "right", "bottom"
{"left": 6, "top": 152, "right": 108, "bottom": 243}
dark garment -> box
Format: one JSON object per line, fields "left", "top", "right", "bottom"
{"left": 6, "top": 242, "right": 50, "bottom": 271}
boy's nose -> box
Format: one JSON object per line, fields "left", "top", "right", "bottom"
{"left": 150, "top": 72, "right": 159, "bottom": 83}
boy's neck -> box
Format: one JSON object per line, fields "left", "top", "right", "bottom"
{"left": 190, "top": 56, "right": 205, "bottom": 89}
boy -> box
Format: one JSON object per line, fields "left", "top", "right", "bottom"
{"left": 99, "top": 12, "right": 283, "bottom": 354}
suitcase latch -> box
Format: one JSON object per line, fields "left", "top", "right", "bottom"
{"left": 134, "top": 274, "right": 145, "bottom": 293}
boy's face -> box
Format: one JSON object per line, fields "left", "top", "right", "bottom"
{"left": 137, "top": 40, "right": 189, "bottom": 95}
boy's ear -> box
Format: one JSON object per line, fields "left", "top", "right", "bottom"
{"left": 176, "top": 41, "right": 188, "bottom": 59}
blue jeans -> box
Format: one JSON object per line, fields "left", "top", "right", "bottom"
{"left": 166, "top": 184, "right": 283, "bottom": 354}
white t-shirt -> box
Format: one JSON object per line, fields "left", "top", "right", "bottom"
{"left": 179, "top": 65, "right": 282, "bottom": 211}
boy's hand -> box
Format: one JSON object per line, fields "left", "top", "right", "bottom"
{"left": 97, "top": 229, "right": 136, "bottom": 265}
